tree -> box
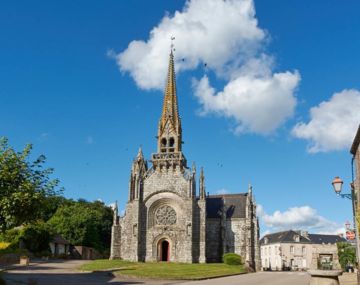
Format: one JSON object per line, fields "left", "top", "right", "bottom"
{"left": 0, "top": 137, "right": 62, "bottom": 232}
{"left": 337, "top": 242, "right": 356, "bottom": 269}
{"left": 47, "top": 199, "right": 112, "bottom": 252}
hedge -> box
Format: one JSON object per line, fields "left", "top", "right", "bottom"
{"left": 223, "top": 253, "right": 243, "bottom": 265}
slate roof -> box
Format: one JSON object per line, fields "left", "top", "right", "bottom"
{"left": 52, "top": 234, "right": 71, "bottom": 245}
{"left": 260, "top": 230, "right": 346, "bottom": 245}
{"left": 308, "top": 234, "right": 346, "bottom": 244}
{"left": 206, "top": 194, "right": 248, "bottom": 219}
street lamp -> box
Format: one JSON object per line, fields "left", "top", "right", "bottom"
{"left": 332, "top": 176, "right": 360, "bottom": 281}
{"left": 331, "top": 176, "right": 355, "bottom": 199}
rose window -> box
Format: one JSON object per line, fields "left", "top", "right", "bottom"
{"left": 155, "top": 205, "right": 177, "bottom": 225}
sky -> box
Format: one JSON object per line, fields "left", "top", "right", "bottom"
{"left": 1, "top": 0, "right": 360, "bottom": 237}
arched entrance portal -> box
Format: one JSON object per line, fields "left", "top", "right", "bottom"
{"left": 158, "top": 240, "right": 170, "bottom": 261}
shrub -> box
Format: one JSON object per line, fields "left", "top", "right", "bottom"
{"left": 0, "top": 242, "right": 10, "bottom": 250}
{"left": 21, "top": 223, "right": 52, "bottom": 253}
{"left": 0, "top": 223, "right": 52, "bottom": 254}
{"left": 223, "top": 253, "right": 243, "bottom": 265}
{"left": 0, "top": 228, "right": 22, "bottom": 244}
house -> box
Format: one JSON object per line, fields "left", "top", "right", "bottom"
{"left": 49, "top": 234, "right": 70, "bottom": 256}
{"left": 260, "top": 230, "right": 346, "bottom": 270}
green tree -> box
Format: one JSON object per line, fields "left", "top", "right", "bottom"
{"left": 337, "top": 242, "right": 356, "bottom": 269}
{"left": 47, "top": 200, "right": 112, "bottom": 252}
{"left": 0, "top": 222, "right": 53, "bottom": 254}
{"left": 41, "top": 195, "right": 70, "bottom": 222}
{"left": 0, "top": 137, "right": 62, "bottom": 232}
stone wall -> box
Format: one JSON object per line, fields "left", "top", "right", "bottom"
{"left": 113, "top": 160, "right": 260, "bottom": 267}
{"left": 119, "top": 167, "right": 198, "bottom": 263}
{"left": 120, "top": 201, "right": 140, "bottom": 261}
{"left": 225, "top": 219, "right": 247, "bottom": 257}
{"left": 197, "top": 199, "right": 206, "bottom": 263}
{"left": 110, "top": 225, "right": 121, "bottom": 259}
{"left": 206, "top": 219, "right": 221, "bottom": 262}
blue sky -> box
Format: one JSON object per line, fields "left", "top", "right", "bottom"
{"left": 1, "top": 0, "right": 360, "bottom": 236}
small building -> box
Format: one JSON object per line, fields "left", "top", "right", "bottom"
{"left": 49, "top": 234, "right": 70, "bottom": 256}
{"left": 260, "top": 230, "right": 345, "bottom": 271}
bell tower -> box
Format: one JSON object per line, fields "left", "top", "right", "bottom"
{"left": 152, "top": 50, "right": 186, "bottom": 170}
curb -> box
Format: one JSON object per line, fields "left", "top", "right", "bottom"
{"left": 114, "top": 271, "right": 248, "bottom": 281}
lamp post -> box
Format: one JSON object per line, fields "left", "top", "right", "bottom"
{"left": 332, "top": 176, "right": 360, "bottom": 282}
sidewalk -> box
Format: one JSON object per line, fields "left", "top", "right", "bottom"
{"left": 340, "top": 273, "right": 357, "bottom": 285}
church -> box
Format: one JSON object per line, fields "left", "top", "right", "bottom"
{"left": 110, "top": 50, "right": 261, "bottom": 270}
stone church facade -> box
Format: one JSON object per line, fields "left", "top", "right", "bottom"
{"left": 110, "top": 51, "right": 261, "bottom": 270}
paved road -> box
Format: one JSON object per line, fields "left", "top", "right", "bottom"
{"left": 3, "top": 260, "right": 177, "bottom": 285}
{"left": 8, "top": 260, "right": 347, "bottom": 285}
{"left": 179, "top": 272, "right": 310, "bottom": 285}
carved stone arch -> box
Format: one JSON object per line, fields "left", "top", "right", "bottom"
{"left": 146, "top": 195, "right": 183, "bottom": 228}
{"left": 152, "top": 234, "right": 173, "bottom": 262}
{"left": 143, "top": 189, "right": 182, "bottom": 203}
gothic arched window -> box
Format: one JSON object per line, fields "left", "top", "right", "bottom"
{"left": 161, "top": 138, "right": 167, "bottom": 153}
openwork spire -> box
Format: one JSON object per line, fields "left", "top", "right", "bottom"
{"left": 152, "top": 46, "right": 186, "bottom": 171}
{"left": 159, "top": 50, "right": 181, "bottom": 135}
{"left": 156, "top": 48, "right": 183, "bottom": 155}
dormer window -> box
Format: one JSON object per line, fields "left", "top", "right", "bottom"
{"left": 264, "top": 237, "right": 268, "bottom": 244}
{"left": 294, "top": 235, "right": 300, "bottom": 242}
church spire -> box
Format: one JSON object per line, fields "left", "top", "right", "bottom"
{"left": 157, "top": 48, "right": 182, "bottom": 154}
{"left": 160, "top": 50, "right": 180, "bottom": 128}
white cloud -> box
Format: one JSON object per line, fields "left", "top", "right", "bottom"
{"left": 258, "top": 205, "right": 343, "bottom": 234}
{"left": 317, "top": 228, "right": 346, "bottom": 236}
{"left": 116, "top": 0, "right": 265, "bottom": 90}
{"left": 215, "top": 188, "right": 230, "bottom": 195}
{"left": 292, "top": 89, "right": 360, "bottom": 153}
{"left": 113, "top": 0, "right": 300, "bottom": 134}
{"left": 193, "top": 71, "right": 300, "bottom": 134}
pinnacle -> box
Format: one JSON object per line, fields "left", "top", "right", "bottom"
{"left": 137, "top": 146, "right": 144, "bottom": 159}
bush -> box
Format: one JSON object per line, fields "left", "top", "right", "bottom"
{"left": 21, "top": 223, "right": 52, "bottom": 253}
{"left": 223, "top": 253, "right": 243, "bottom": 265}
{"left": 0, "top": 223, "right": 52, "bottom": 255}
{"left": 0, "top": 242, "right": 10, "bottom": 250}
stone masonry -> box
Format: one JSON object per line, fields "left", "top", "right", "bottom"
{"left": 110, "top": 50, "right": 260, "bottom": 270}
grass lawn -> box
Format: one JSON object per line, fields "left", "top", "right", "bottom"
{"left": 80, "top": 259, "right": 246, "bottom": 280}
